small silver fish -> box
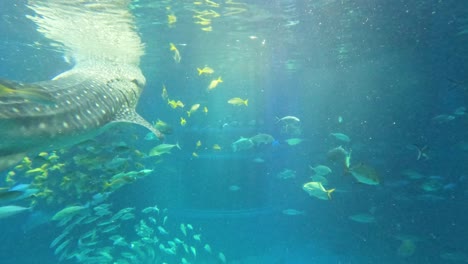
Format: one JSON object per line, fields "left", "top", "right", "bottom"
{"left": 0, "top": 205, "right": 30, "bottom": 219}
{"left": 282, "top": 209, "right": 305, "bottom": 216}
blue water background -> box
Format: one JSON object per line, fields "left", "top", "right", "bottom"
{"left": 1, "top": 0, "right": 468, "bottom": 263}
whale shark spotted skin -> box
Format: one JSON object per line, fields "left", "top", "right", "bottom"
{"left": 0, "top": 0, "right": 161, "bottom": 170}
{"left": 0, "top": 64, "right": 162, "bottom": 169}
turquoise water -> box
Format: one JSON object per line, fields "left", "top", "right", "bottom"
{"left": 1, "top": 0, "right": 468, "bottom": 263}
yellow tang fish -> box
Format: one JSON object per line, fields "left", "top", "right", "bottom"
{"left": 168, "top": 99, "right": 184, "bottom": 109}
{"left": 204, "top": 0, "right": 220, "bottom": 7}
{"left": 208, "top": 77, "right": 223, "bottom": 90}
{"left": 38, "top": 152, "right": 49, "bottom": 158}
{"left": 168, "top": 14, "right": 177, "bottom": 25}
{"left": 197, "top": 67, "right": 214, "bottom": 75}
{"left": 212, "top": 144, "right": 222, "bottom": 150}
{"left": 169, "top": 43, "right": 181, "bottom": 63}
{"left": 187, "top": 104, "right": 200, "bottom": 117}
{"left": 161, "top": 84, "right": 169, "bottom": 100}
{"left": 180, "top": 117, "right": 187, "bottom": 126}
{"left": 227, "top": 97, "right": 248, "bottom": 106}
{"left": 195, "top": 20, "right": 211, "bottom": 26}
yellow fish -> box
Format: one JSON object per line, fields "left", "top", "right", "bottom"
{"left": 168, "top": 99, "right": 184, "bottom": 109}
{"left": 47, "top": 152, "right": 60, "bottom": 162}
{"left": 154, "top": 119, "right": 173, "bottom": 135}
{"left": 161, "top": 85, "right": 169, "bottom": 100}
{"left": 187, "top": 104, "right": 201, "bottom": 117}
{"left": 192, "top": 152, "right": 199, "bottom": 158}
{"left": 155, "top": 119, "right": 168, "bottom": 127}
{"left": 203, "top": 106, "right": 208, "bottom": 114}
{"left": 13, "top": 164, "right": 24, "bottom": 170}
{"left": 195, "top": 20, "right": 211, "bottom": 26}
{"left": 206, "top": 9, "right": 220, "bottom": 17}
{"left": 213, "top": 144, "right": 222, "bottom": 150}
{"left": 196, "top": 140, "right": 202, "bottom": 148}
{"left": 5, "top": 175, "right": 14, "bottom": 185}
{"left": 180, "top": 117, "right": 187, "bottom": 126}
{"left": 25, "top": 167, "right": 46, "bottom": 175}
{"left": 49, "top": 163, "right": 66, "bottom": 171}
{"left": 204, "top": 0, "right": 220, "bottom": 7}
{"left": 201, "top": 26, "right": 213, "bottom": 32}
{"left": 208, "top": 77, "right": 223, "bottom": 90}
{"left": 227, "top": 97, "right": 248, "bottom": 106}
{"left": 168, "top": 14, "right": 177, "bottom": 25}
{"left": 22, "top": 157, "right": 32, "bottom": 166}
{"left": 302, "top": 181, "right": 335, "bottom": 200}
{"left": 0, "top": 79, "right": 55, "bottom": 104}
{"left": 197, "top": 67, "right": 214, "bottom": 75}
{"left": 169, "top": 43, "right": 181, "bottom": 63}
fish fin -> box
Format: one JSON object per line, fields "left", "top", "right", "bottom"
{"left": 0, "top": 153, "right": 26, "bottom": 171}
{"left": 0, "top": 79, "right": 56, "bottom": 105}
{"left": 113, "top": 108, "right": 164, "bottom": 140}
{"left": 327, "top": 188, "right": 336, "bottom": 199}
{"left": 416, "top": 149, "right": 422, "bottom": 160}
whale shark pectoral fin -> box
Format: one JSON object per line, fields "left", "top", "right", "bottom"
{"left": 112, "top": 108, "right": 164, "bottom": 141}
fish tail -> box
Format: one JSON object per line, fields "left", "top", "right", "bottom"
{"left": 176, "top": 142, "right": 181, "bottom": 150}
{"left": 197, "top": 68, "right": 203, "bottom": 75}
{"left": 327, "top": 188, "right": 336, "bottom": 199}
{"left": 244, "top": 99, "right": 248, "bottom": 106}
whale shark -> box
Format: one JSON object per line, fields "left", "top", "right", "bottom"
{"left": 0, "top": 0, "right": 162, "bottom": 170}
